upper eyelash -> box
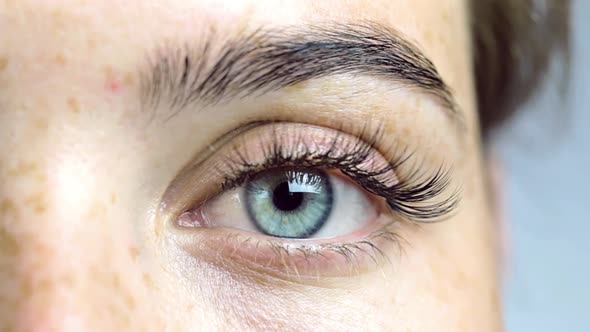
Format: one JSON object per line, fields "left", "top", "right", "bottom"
{"left": 216, "top": 123, "right": 460, "bottom": 223}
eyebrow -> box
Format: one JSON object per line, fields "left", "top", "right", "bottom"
{"left": 140, "top": 22, "right": 460, "bottom": 122}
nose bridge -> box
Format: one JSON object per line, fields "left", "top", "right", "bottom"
{"left": 0, "top": 155, "right": 142, "bottom": 331}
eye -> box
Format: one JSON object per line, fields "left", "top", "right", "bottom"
{"left": 179, "top": 167, "right": 377, "bottom": 240}
{"left": 163, "top": 122, "right": 458, "bottom": 280}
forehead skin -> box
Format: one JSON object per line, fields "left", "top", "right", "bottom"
{"left": 0, "top": 1, "right": 500, "bottom": 331}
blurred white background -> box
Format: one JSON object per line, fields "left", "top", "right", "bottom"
{"left": 496, "top": 1, "right": 589, "bottom": 331}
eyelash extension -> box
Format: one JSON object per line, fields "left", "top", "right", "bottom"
{"left": 217, "top": 123, "right": 460, "bottom": 223}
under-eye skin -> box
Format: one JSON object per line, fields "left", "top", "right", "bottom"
{"left": 163, "top": 122, "right": 459, "bottom": 279}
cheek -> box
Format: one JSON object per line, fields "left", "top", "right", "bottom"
{"left": 0, "top": 166, "right": 166, "bottom": 331}
{"left": 166, "top": 249, "right": 388, "bottom": 331}
{"left": 403, "top": 208, "right": 501, "bottom": 330}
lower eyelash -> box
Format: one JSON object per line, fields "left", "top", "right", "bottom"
{"left": 219, "top": 221, "right": 406, "bottom": 278}
{"left": 217, "top": 122, "right": 459, "bottom": 223}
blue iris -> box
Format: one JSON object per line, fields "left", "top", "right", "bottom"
{"left": 243, "top": 168, "right": 334, "bottom": 238}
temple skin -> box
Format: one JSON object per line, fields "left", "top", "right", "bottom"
{"left": 0, "top": 1, "right": 501, "bottom": 331}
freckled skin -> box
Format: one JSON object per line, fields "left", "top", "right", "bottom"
{"left": 67, "top": 98, "right": 80, "bottom": 114}
{"left": 0, "top": 1, "right": 501, "bottom": 331}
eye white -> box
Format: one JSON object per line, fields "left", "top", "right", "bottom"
{"left": 310, "top": 174, "right": 376, "bottom": 238}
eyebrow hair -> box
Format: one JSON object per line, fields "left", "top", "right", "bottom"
{"left": 140, "top": 22, "right": 460, "bottom": 121}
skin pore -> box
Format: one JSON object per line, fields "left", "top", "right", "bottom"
{"left": 0, "top": 1, "right": 501, "bottom": 331}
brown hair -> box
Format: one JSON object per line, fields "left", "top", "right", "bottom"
{"left": 470, "top": 0, "right": 570, "bottom": 138}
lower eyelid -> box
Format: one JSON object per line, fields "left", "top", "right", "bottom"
{"left": 170, "top": 213, "right": 404, "bottom": 281}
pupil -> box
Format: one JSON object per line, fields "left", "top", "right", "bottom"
{"left": 272, "top": 181, "right": 304, "bottom": 212}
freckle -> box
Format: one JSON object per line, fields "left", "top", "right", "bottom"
{"left": 441, "top": 9, "right": 451, "bottom": 23}
{"left": 7, "top": 161, "right": 38, "bottom": 176}
{"left": 104, "top": 65, "right": 114, "bottom": 76}
{"left": 123, "top": 72, "right": 134, "bottom": 86}
{"left": 21, "top": 279, "right": 33, "bottom": 298}
{"left": 110, "top": 193, "right": 117, "bottom": 204}
{"left": 34, "top": 174, "right": 47, "bottom": 185}
{"left": 60, "top": 274, "right": 75, "bottom": 287}
{"left": 112, "top": 273, "right": 121, "bottom": 289}
{"left": 0, "top": 221, "right": 20, "bottom": 255}
{"left": 87, "top": 39, "right": 97, "bottom": 51}
{"left": 0, "top": 57, "right": 8, "bottom": 72}
{"left": 400, "top": 127, "right": 411, "bottom": 138}
{"left": 51, "top": 9, "right": 62, "bottom": 19}
{"left": 423, "top": 30, "right": 434, "bottom": 44}
{"left": 38, "top": 278, "right": 53, "bottom": 292}
{"left": 128, "top": 246, "right": 140, "bottom": 260}
{"left": 25, "top": 192, "right": 47, "bottom": 215}
{"left": 86, "top": 203, "right": 107, "bottom": 219}
{"left": 142, "top": 273, "right": 155, "bottom": 289}
{"left": 67, "top": 97, "right": 80, "bottom": 114}
{"left": 31, "top": 242, "right": 55, "bottom": 263}
{"left": 125, "top": 293, "right": 136, "bottom": 309}
{"left": 54, "top": 53, "right": 67, "bottom": 66}
{"left": 33, "top": 118, "right": 49, "bottom": 130}
{"left": 33, "top": 204, "right": 46, "bottom": 214}
{"left": 0, "top": 198, "right": 17, "bottom": 216}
